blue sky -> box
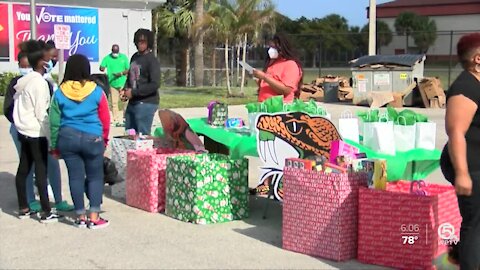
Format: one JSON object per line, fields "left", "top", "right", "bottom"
{"left": 273, "top": 0, "right": 393, "bottom": 27}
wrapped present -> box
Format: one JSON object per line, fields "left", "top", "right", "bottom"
{"left": 282, "top": 167, "right": 368, "bottom": 261}
{"left": 362, "top": 159, "right": 387, "bottom": 190}
{"left": 358, "top": 181, "right": 461, "bottom": 269}
{"left": 110, "top": 136, "right": 154, "bottom": 201}
{"left": 329, "top": 140, "right": 359, "bottom": 165}
{"left": 165, "top": 154, "right": 249, "bottom": 224}
{"left": 126, "top": 148, "right": 194, "bottom": 213}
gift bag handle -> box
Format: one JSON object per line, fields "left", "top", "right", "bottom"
{"left": 260, "top": 103, "right": 268, "bottom": 113}
{"left": 366, "top": 109, "right": 377, "bottom": 121}
{"left": 396, "top": 116, "right": 408, "bottom": 126}
{"left": 410, "top": 180, "right": 427, "bottom": 196}
{"left": 317, "top": 106, "right": 327, "bottom": 116}
{"left": 340, "top": 110, "right": 353, "bottom": 119}
{"left": 379, "top": 113, "right": 389, "bottom": 123}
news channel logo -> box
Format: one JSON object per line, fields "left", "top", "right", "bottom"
{"left": 438, "top": 223, "right": 459, "bottom": 245}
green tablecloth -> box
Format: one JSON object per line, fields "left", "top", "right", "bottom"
{"left": 154, "top": 118, "right": 441, "bottom": 181}
{"left": 344, "top": 140, "right": 441, "bottom": 181}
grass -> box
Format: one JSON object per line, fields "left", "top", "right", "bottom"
{"left": 159, "top": 86, "right": 258, "bottom": 109}
{"left": 0, "top": 87, "right": 257, "bottom": 116}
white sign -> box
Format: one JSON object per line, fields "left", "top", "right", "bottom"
{"left": 54, "top": 24, "right": 71, "bottom": 50}
{"left": 358, "top": 79, "right": 367, "bottom": 93}
{"left": 374, "top": 73, "right": 390, "bottom": 86}
{"left": 239, "top": 61, "right": 254, "bottom": 74}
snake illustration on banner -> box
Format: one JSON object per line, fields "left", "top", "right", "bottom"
{"left": 255, "top": 112, "right": 342, "bottom": 201}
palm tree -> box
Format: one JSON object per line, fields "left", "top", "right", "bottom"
{"left": 193, "top": 0, "right": 205, "bottom": 86}
{"left": 157, "top": 0, "right": 194, "bottom": 86}
{"left": 205, "top": 0, "right": 237, "bottom": 96}
{"left": 361, "top": 21, "right": 393, "bottom": 54}
{"left": 203, "top": 0, "right": 274, "bottom": 96}
{"left": 238, "top": 0, "right": 275, "bottom": 96}
{"left": 394, "top": 12, "right": 418, "bottom": 54}
{"left": 412, "top": 16, "right": 437, "bottom": 53}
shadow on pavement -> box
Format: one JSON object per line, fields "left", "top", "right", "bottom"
{"left": 0, "top": 171, "right": 77, "bottom": 226}
{"left": 233, "top": 194, "right": 390, "bottom": 270}
{"left": 233, "top": 195, "right": 283, "bottom": 248}
{"left": 103, "top": 184, "right": 127, "bottom": 205}
{"left": 0, "top": 172, "right": 19, "bottom": 218}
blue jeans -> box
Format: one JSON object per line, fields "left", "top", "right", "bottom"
{"left": 57, "top": 127, "right": 105, "bottom": 215}
{"left": 125, "top": 102, "right": 158, "bottom": 135}
{"left": 9, "top": 124, "right": 63, "bottom": 204}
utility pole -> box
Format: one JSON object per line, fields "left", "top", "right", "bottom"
{"left": 30, "top": 0, "right": 36, "bottom": 39}
{"left": 368, "top": 0, "right": 376, "bottom": 55}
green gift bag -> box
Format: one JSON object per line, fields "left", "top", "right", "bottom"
{"left": 165, "top": 154, "right": 249, "bottom": 224}
{"left": 208, "top": 101, "right": 228, "bottom": 127}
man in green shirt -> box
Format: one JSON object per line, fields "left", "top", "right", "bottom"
{"left": 100, "top": 44, "right": 130, "bottom": 125}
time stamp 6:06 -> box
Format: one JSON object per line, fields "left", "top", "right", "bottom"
{"left": 401, "top": 224, "right": 422, "bottom": 245}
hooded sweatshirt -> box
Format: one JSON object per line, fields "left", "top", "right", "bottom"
{"left": 49, "top": 80, "right": 110, "bottom": 149}
{"left": 13, "top": 71, "right": 51, "bottom": 138}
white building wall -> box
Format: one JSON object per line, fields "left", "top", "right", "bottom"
{"left": 96, "top": 8, "right": 152, "bottom": 73}
{"left": 0, "top": 3, "right": 152, "bottom": 73}
{"left": 379, "top": 14, "right": 480, "bottom": 56}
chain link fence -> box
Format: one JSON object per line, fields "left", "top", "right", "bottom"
{"left": 158, "top": 30, "right": 479, "bottom": 89}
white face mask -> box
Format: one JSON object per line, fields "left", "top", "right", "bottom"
{"left": 19, "top": 67, "right": 33, "bottom": 76}
{"left": 268, "top": 47, "right": 279, "bottom": 59}
{"left": 112, "top": 53, "right": 119, "bottom": 58}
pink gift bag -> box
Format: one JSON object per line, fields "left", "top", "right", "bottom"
{"left": 282, "top": 167, "right": 368, "bottom": 261}
{"left": 358, "top": 181, "right": 461, "bottom": 269}
{"left": 329, "top": 140, "right": 359, "bottom": 165}
{"left": 126, "top": 148, "right": 194, "bottom": 213}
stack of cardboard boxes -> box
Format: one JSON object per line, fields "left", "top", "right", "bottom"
{"left": 299, "top": 75, "right": 353, "bottom": 102}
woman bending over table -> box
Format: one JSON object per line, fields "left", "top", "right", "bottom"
{"left": 440, "top": 32, "right": 480, "bottom": 269}
{"left": 253, "top": 33, "right": 303, "bottom": 103}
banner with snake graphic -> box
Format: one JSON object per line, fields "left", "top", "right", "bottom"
{"left": 254, "top": 112, "right": 342, "bottom": 201}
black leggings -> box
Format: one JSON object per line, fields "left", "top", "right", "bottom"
{"left": 453, "top": 172, "right": 480, "bottom": 270}
{"left": 15, "top": 134, "right": 51, "bottom": 214}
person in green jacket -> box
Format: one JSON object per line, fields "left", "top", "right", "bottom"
{"left": 100, "top": 44, "right": 129, "bottom": 126}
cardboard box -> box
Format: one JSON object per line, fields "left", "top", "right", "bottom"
{"left": 419, "top": 77, "right": 446, "bottom": 108}
{"left": 388, "top": 92, "right": 404, "bottom": 108}
{"left": 368, "top": 91, "right": 394, "bottom": 108}
{"left": 299, "top": 85, "right": 324, "bottom": 102}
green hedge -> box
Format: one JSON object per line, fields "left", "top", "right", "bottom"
{"left": 0, "top": 72, "right": 19, "bottom": 96}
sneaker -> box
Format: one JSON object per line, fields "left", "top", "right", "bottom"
{"left": 55, "top": 201, "right": 74, "bottom": 212}
{"left": 433, "top": 253, "right": 459, "bottom": 270}
{"left": 18, "top": 209, "right": 38, "bottom": 219}
{"left": 29, "top": 201, "right": 41, "bottom": 212}
{"left": 40, "top": 212, "right": 64, "bottom": 224}
{"left": 87, "top": 217, "right": 109, "bottom": 230}
{"left": 74, "top": 218, "right": 88, "bottom": 229}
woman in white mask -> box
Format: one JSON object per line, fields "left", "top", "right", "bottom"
{"left": 44, "top": 40, "right": 59, "bottom": 90}
{"left": 3, "top": 49, "right": 73, "bottom": 214}
{"left": 253, "top": 33, "right": 303, "bottom": 103}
